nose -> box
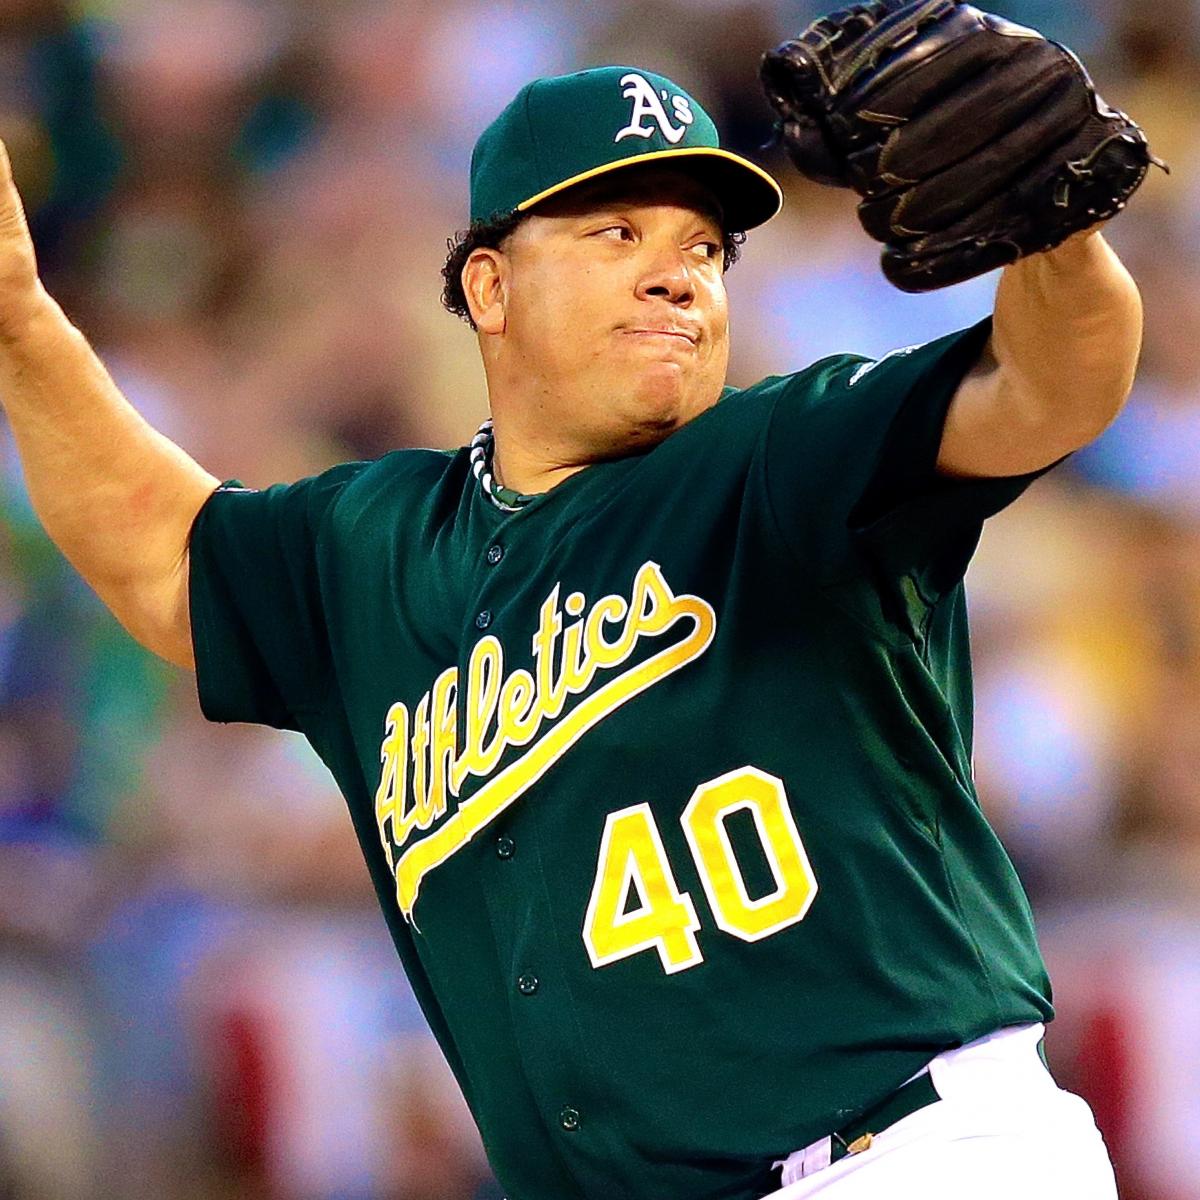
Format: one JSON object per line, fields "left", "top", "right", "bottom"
{"left": 635, "top": 246, "right": 695, "bottom": 306}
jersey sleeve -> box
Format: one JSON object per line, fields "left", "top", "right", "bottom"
{"left": 765, "top": 315, "right": 1066, "bottom": 601}
{"left": 188, "top": 464, "right": 364, "bottom": 730}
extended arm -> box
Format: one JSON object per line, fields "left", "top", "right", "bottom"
{"left": 0, "top": 141, "right": 218, "bottom": 667}
{"left": 761, "top": 0, "right": 1155, "bottom": 473}
{"left": 936, "top": 229, "right": 1143, "bottom": 479}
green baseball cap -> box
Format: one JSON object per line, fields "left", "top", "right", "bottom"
{"left": 470, "top": 66, "right": 783, "bottom": 233}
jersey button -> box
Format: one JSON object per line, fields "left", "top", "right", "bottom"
{"left": 475, "top": 609, "right": 492, "bottom": 630}
{"left": 558, "top": 1106, "right": 581, "bottom": 1132}
{"left": 517, "top": 972, "right": 539, "bottom": 996}
{"left": 486, "top": 543, "right": 504, "bottom": 566}
{"left": 495, "top": 835, "right": 515, "bottom": 859}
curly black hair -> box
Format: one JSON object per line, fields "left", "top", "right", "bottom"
{"left": 441, "top": 213, "right": 747, "bottom": 330}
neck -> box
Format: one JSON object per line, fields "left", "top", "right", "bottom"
{"left": 486, "top": 397, "right": 689, "bottom": 497}
{"left": 489, "top": 424, "right": 594, "bottom": 496}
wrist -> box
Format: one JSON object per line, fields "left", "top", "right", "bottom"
{"left": 0, "top": 283, "right": 68, "bottom": 350}
{"left": 1038, "top": 225, "right": 1107, "bottom": 270}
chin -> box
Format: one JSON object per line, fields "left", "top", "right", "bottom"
{"left": 628, "top": 366, "right": 711, "bottom": 430}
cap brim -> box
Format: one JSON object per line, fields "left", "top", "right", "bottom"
{"left": 516, "top": 147, "right": 783, "bottom": 232}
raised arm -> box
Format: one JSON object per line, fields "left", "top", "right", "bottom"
{"left": 760, "top": 0, "right": 1158, "bottom": 478}
{"left": 0, "top": 140, "right": 218, "bottom": 668}
{"left": 936, "top": 228, "right": 1143, "bottom": 478}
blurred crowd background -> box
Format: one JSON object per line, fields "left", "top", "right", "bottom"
{"left": 0, "top": 0, "right": 1196, "bottom": 1197}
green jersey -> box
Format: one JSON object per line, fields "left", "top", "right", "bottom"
{"left": 189, "top": 316, "right": 1056, "bottom": 1200}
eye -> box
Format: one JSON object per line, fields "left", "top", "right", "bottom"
{"left": 593, "top": 224, "right": 635, "bottom": 242}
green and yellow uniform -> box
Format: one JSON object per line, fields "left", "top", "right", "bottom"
{"left": 189, "top": 314, "right": 1058, "bottom": 1200}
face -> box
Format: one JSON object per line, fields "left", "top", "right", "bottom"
{"left": 465, "top": 165, "right": 732, "bottom": 459}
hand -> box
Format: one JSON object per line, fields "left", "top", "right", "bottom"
{"left": 0, "top": 138, "right": 49, "bottom": 340}
{"left": 760, "top": 1, "right": 1167, "bottom": 292}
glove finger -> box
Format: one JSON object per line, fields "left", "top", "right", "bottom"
{"left": 881, "top": 190, "right": 1022, "bottom": 291}
{"left": 858, "top": 92, "right": 1092, "bottom": 238}
{"left": 761, "top": 2, "right": 905, "bottom": 119}
{"left": 779, "top": 115, "right": 852, "bottom": 188}
{"left": 881, "top": 117, "right": 1155, "bottom": 291}
{"left": 761, "top": 42, "right": 833, "bottom": 120}
{"left": 841, "top": 3, "right": 1020, "bottom": 120}
{"left": 882, "top": 236, "right": 1019, "bottom": 293}
{"left": 876, "top": 41, "right": 1077, "bottom": 184}
{"left": 824, "top": 0, "right": 958, "bottom": 96}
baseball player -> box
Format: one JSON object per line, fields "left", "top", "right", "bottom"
{"left": 0, "top": 2, "right": 1162, "bottom": 1198}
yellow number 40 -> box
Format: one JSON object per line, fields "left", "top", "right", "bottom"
{"left": 583, "top": 766, "right": 818, "bottom": 974}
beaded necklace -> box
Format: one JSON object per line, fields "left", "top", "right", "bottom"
{"left": 468, "top": 418, "right": 534, "bottom": 512}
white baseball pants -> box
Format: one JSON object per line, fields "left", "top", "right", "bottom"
{"left": 763, "top": 1024, "right": 1118, "bottom": 1200}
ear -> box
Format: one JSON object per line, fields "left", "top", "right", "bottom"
{"left": 463, "top": 247, "right": 507, "bottom": 334}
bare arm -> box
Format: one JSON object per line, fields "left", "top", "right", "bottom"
{"left": 0, "top": 140, "right": 218, "bottom": 668}
{"left": 937, "top": 228, "right": 1144, "bottom": 478}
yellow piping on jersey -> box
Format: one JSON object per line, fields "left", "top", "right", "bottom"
{"left": 376, "top": 561, "right": 716, "bottom": 922}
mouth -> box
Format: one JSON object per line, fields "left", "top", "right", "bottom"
{"left": 621, "top": 327, "right": 699, "bottom": 346}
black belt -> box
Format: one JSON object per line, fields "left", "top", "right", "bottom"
{"left": 828, "top": 1070, "right": 941, "bottom": 1162}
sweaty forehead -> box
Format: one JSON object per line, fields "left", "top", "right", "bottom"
{"left": 532, "top": 165, "right": 726, "bottom": 228}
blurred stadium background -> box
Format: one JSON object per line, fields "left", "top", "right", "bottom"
{"left": 0, "top": 0, "right": 1196, "bottom": 1197}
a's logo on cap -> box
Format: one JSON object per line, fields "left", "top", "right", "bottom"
{"left": 614, "top": 72, "right": 694, "bottom": 145}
